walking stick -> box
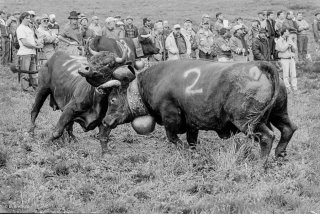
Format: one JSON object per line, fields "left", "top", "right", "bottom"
{"left": 9, "top": 34, "right": 12, "bottom": 63}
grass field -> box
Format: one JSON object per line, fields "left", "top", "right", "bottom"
{"left": 1, "top": 0, "right": 320, "bottom": 213}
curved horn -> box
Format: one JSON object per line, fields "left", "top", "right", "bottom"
{"left": 113, "top": 66, "right": 135, "bottom": 81}
{"left": 115, "top": 46, "right": 128, "bottom": 63}
{"left": 97, "top": 80, "right": 121, "bottom": 90}
{"left": 88, "top": 44, "right": 100, "bottom": 56}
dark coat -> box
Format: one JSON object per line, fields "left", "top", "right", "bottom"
{"left": 252, "top": 36, "right": 271, "bottom": 61}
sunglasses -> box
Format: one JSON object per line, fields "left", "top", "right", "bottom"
{"left": 30, "top": 15, "right": 35, "bottom": 17}
{"left": 42, "top": 19, "right": 49, "bottom": 22}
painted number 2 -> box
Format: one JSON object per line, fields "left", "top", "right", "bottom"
{"left": 183, "top": 68, "right": 203, "bottom": 95}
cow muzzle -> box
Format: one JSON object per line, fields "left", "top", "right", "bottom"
{"left": 102, "top": 117, "right": 117, "bottom": 129}
{"left": 78, "top": 66, "right": 92, "bottom": 77}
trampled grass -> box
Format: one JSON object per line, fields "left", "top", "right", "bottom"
{"left": 1, "top": 0, "right": 320, "bottom": 213}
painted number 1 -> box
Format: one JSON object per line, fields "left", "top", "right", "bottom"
{"left": 183, "top": 68, "right": 203, "bottom": 95}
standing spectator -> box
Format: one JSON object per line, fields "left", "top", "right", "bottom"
{"left": 7, "top": 15, "right": 19, "bottom": 63}
{"left": 312, "top": 12, "right": 320, "bottom": 51}
{"left": 252, "top": 28, "right": 270, "bottom": 61}
{"left": 58, "top": 11, "right": 83, "bottom": 55}
{"left": 275, "top": 10, "right": 285, "bottom": 36}
{"left": 48, "top": 14, "right": 59, "bottom": 35}
{"left": 275, "top": 28, "right": 297, "bottom": 92}
{"left": 296, "top": 12, "right": 309, "bottom": 62}
{"left": 258, "top": 11, "right": 267, "bottom": 29}
{"left": 165, "top": 24, "right": 191, "bottom": 60}
{"left": 248, "top": 20, "right": 260, "bottom": 49}
{"left": 181, "top": 18, "right": 197, "bottom": 58}
{"left": 0, "top": 10, "right": 10, "bottom": 65}
{"left": 235, "top": 17, "right": 249, "bottom": 35}
{"left": 163, "top": 20, "right": 171, "bottom": 39}
{"left": 16, "top": 12, "right": 43, "bottom": 91}
{"left": 216, "top": 28, "right": 233, "bottom": 62}
{"left": 139, "top": 17, "right": 152, "bottom": 41}
{"left": 282, "top": 11, "right": 299, "bottom": 59}
{"left": 115, "top": 20, "right": 125, "bottom": 39}
{"left": 27, "top": 11, "right": 37, "bottom": 31}
{"left": 89, "top": 16, "right": 102, "bottom": 36}
{"left": 230, "top": 25, "right": 250, "bottom": 62}
{"left": 36, "top": 14, "right": 59, "bottom": 61}
{"left": 266, "top": 11, "right": 276, "bottom": 59}
{"left": 151, "top": 22, "right": 165, "bottom": 61}
{"left": 79, "top": 17, "right": 95, "bottom": 40}
{"left": 196, "top": 21, "right": 216, "bottom": 60}
{"left": 214, "top": 12, "right": 225, "bottom": 34}
{"left": 102, "top": 17, "right": 118, "bottom": 39}
{"left": 124, "top": 16, "right": 138, "bottom": 38}
{"left": 13, "top": 11, "right": 21, "bottom": 23}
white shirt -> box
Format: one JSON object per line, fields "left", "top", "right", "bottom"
{"left": 0, "top": 18, "right": 5, "bottom": 26}
{"left": 16, "top": 24, "right": 36, "bottom": 55}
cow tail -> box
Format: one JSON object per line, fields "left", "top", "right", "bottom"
{"left": 246, "top": 62, "right": 280, "bottom": 133}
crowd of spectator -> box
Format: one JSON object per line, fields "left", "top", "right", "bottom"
{"left": 0, "top": 9, "right": 320, "bottom": 92}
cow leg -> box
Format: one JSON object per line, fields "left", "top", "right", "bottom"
{"left": 49, "top": 105, "right": 76, "bottom": 142}
{"left": 271, "top": 116, "right": 297, "bottom": 158}
{"left": 66, "top": 121, "right": 77, "bottom": 143}
{"left": 256, "top": 123, "right": 275, "bottom": 162}
{"left": 160, "top": 101, "right": 189, "bottom": 149}
{"left": 30, "top": 87, "right": 50, "bottom": 136}
{"left": 97, "top": 124, "right": 112, "bottom": 155}
{"left": 186, "top": 128, "right": 199, "bottom": 150}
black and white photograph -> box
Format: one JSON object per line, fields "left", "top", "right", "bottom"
{"left": 0, "top": 0, "right": 320, "bottom": 213}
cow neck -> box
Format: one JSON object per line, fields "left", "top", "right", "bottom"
{"left": 126, "top": 78, "right": 148, "bottom": 117}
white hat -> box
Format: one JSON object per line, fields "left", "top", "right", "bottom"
{"left": 28, "top": 10, "right": 36, "bottom": 15}
{"left": 92, "top": 15, "right": 99, "bottom": 20}
{"left": 233, "top": 25, "right": 244, "bottom": 32}
{"left": 105, "top": 17, "right": 116, "bottom": 23}
{"left": 173, "top": 24, "right": 181, "bottom": 29}
{"left": 49, "top": 14, "right": 55, "bottom": 19}
{"left": 117, "top": 21, "right": 124, "bottom": 26}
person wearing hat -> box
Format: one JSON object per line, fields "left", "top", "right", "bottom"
{"left": 312, "top": 12, "right": 320, "bottom": 51}
{"left": 102, "top": 17, "right": 118, "bottom": 39}
{"left": 163, "top": 20, "right": 171, "bottom": 39}
{"left": 151, "top": 22, "right": 165, "bottom": 61}
{"left": 275, "top": 27, "right": 298, "bottom": 92}
{"left": 165, "top": 24, "right": 191, "bottom": 60}
{"left": 124, "top": 16, "right": 138, "bottom": 38}
{"left": 36, "top": 14, "right": 59, "bottom": 61}
{"left": 216, "top": 28, "right": 233, "bottom": 62}
{"left": 229, "top": 25, "right": 250, "bottom": 62}
{"left": 247, "top": 20, "right": 261, "bottom": 50}
{"left": 16, "top": 11, "right": 43, "bottom": 91}
{"left": 58, "top": 11, "right": 83, "bottom": 55}
{"left": 7, "top": 14, "right": 19, "bottom": 63}
{"left": 196, "top": 21, "right": 217, "bottom": 60}
{"left": 79, "top": 16, "right": 95, "bottom": 40}
{"left": 89, "top": 15, "right": 102, "bottom": 36}
{"left": 181, "top": 18, "right": 197, "bottom": 59}
{"left": 115, "top": 20, "right": 125, "bottom": 39}
{"left": 252, "top": 28, "right": 270, "bottom": 61}
{"left": 48, "top": 14, "right": 59, "bottom": 36}
{"left": 13, "top": 11, "right": 20, "bottom": 22}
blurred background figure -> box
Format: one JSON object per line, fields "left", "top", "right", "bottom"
{"left": 230, "top": 25, "right": 250, "bottom": 61}
{"left": 89, "top": 15, "right": 102, "bottom": 36}
{"left": 48, "top": 14, "right": 59, "bottom": 36}
{"left": 0, "top": 10, "right": 10, "bottom": 65}
{"left": 102, "top": 17, "right": 118, "bottom": 39}
{"left": 296, "top": 12, "right": 309, "bottom": 62}
{"left": 165, "top": 24, "right": 191, "bottom": 60}
{"left": 115, "top": 20, "right": 125, "bottom": 39}
{"left": 80, "top": 16, "right": 94, "bottom": 40}
{"left": 124, "top": 16, "right": 138, "bottom": 38}
{"left": 181, "top": 18, "right": 197, "bottom": 59}
{"left": 313, "top": 11, "right": 320, "bottom": 53}
{"left": 216, "top": 28, "right": 232, "bottom": 62}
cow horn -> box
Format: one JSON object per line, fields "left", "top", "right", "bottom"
{"left": 97, "top": 80, "right": 121, "bottom": 90}
{"left": 113, "top": 66, "right": 135, "bottom": 81}
{"left": 88, "top": 45, "right": 100, "bottom": 56}
{"left": 115, "top": 46, "right": 128, "bottom": 64}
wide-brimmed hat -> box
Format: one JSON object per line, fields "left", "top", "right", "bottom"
{"left": 40, "top": 14, "right": 49, "bottom": 20}
{"left": 105, "top": 17, "right": 116, "bottom": 23}
{"left": 117, "top": 21, "right": 124, "bottom": 26}
{"left": 28, "top": 10, "right": 36, "bottom": 16}
{"left": 173, "top": 24, "right": 181, "bottom": 29}
{"left": 68, "top": 11, "right": 80, "bottom": 19}
{"left": 184, "top": 18, "right": 192, "bottom": 23}
{"left": 92, "top": 15, "right": 99, "bottom": 20}
{"left": 126, "top": 15, "right": 133, "bottom": 21}
{"left": 233, "top": 25, "right": 244, "bottom": 32}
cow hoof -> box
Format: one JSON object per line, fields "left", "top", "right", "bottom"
{"left": 276, "top": 151, "right": 287, "bottom": 158}
{"left": 176, "top": 141, "right": 189, "bottom": 150}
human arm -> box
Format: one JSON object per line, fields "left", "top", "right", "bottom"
{"left": 20, "top": 38, "right": 43, "bottom": 49}
{"left": 275, "top": 38, "right": 290, "bottom": 52}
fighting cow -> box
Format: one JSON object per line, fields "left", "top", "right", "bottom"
{"left": 10, "top": 49, "right": 135, "bottom": 152}
{"left": 101, "top": 60, "right": 297, "bottom": 161}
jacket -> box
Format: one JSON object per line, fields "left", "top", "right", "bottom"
{"left": 196, "top": 28, "right": 215, "bottom": 54}
{"left": 282, "top": 19, "right": 299, "bottom": 34}
{"left": 165, "top": 31, "right": 191, "bottom": 60}
{"left": 252, "top": 36, "right": 270, "bottom": 60}
{"left": 296, "top": 19, "right": 309, "bottom": 35}
{"left": 275, "top": 36, "right": 296, "bottom": 59}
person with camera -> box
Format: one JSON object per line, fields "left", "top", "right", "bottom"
{"left": 275, "top": 27, "right": 298, "bottom": 92}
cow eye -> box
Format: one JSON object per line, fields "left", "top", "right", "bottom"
{"left": 110, "top": 98, "right": 117, "bottom": 104}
